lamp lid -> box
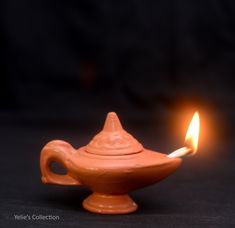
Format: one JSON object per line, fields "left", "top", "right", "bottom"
{"left": 85, "top": 112, "right": 143, "bottom": 156}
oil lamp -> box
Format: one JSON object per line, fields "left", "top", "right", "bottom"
{"left": 40, "top": 111, "right": 200, "bottom": 214}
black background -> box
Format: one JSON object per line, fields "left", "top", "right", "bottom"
{"left": 1, "top": 0, "right": 235, "bottom": 227}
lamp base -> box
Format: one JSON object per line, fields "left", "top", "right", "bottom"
{"left": 83, "top": 192, "right": 138, "bottom": 214}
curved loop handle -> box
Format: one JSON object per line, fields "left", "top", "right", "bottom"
{"left": 40, "top": 140, "right": 81, "bottom": 186}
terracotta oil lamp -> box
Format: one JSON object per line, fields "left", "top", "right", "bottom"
{"left": 40, "top": 112, "right": 200, "bottom": 214}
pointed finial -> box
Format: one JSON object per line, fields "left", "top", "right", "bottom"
{"left": 103, "top": 112, "right": 123, "bottom": 132}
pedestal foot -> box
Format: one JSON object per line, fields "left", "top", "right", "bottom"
{"left": 83, "top": 192, "right": 138, "bottom": 214}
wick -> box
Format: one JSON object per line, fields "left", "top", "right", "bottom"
{"left": 167, "top": 147, "right": 193, "bottom": 158}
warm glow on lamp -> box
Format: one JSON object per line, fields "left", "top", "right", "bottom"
{"left": 168, "top": 112, "right": 200, "bottom": 158}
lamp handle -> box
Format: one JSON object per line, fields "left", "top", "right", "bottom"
{"left": 40, "top": 140, "right": 81, "bottom": 185}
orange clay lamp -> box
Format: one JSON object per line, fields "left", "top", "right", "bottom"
{"left": 40, "top": 112, "right": 200, "bottom": 214}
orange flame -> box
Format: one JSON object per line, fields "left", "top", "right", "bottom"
{"left": 185, "top": 112, "right": 200, "bottom": 154}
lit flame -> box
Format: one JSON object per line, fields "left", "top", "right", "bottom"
{"left": 185, "top": 112, "right": 200, "bottom": 154}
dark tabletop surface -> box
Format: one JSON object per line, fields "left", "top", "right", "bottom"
{"left": 0, "top": 112, "right": 234, "bottom": 228}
